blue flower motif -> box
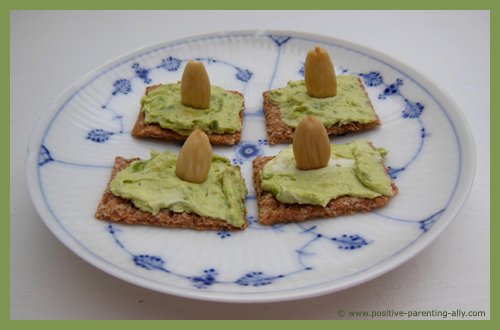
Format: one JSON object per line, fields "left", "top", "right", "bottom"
{"left": 112, "top": 79, "right": 132, "bottom": 95}
{"left": 269, "top": 35, "right": 291, "bottom": 46}
{"left": 240, "top": 144, "right": 260, "bottom": 158}
{"left": 86, "top": 129, "right": 114, "bottom": 143}
{"left": 419, "top": 209, "right": 445, "bottom": 233}
{"left": 107, "top": 224, "right": 116, "bottom": 234}
{"left": 133, "top": 254, "right": 166, "bottom": 271}
{"left": 191, "top": 269, "right": 218, "bottom": 289}
{"left": 232, "top": 141, "right": 263, "bottom": 165}
{"left": 132, "top": 63, "right": 152, "bottom": 84}
{"left": 38, "top": 145, "right": 54, "bottom": 166}
{"left": 246, "top": 215, "right": 259, "bottom": 225}
{"left": 331, "top": 234, "right": 369, "bottom": 250}
{"left": 420, "top": 127, "right": 427, "bottom": 138}
{"left": 359, "top": 71, "right": 384, "bottom": 87}
{"left": 298, "top": 63, "right": 305, "bottom": 77}
{"left": 217, "top": 231, "right": 231, "bottom": 239}
{"left": 238, "top": 141, "right": 262, "bottom": 158}
{"left": 158, "top": 56, "right": 182, "bottom": 71}
{"left": 235, "top": 68, "right": 253, "bottom": 82}
{"left": 402, "top": 99, "right": 425, "bottom": 119}
{"left": 420, "top": 218, "right": 437, "bottom": 234}
{"left": 236, "top": 272, "right": 283, "bottom": 286}
{"left": 378, "top": 79, "right": 403, "bottom": 99}
{"left": 387, "top": 166, "right": 405, "bottom": 179}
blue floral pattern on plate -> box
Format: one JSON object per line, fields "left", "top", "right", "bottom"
{"left": 232, "top": 140, "right": 267, "bottom": 165}
{"left": 28, "top": 31, "right": 472, "bottom": 302}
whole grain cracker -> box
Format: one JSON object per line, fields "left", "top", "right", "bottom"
{"left": 95, "top": 157, "right": 247, "bottom": 231}
{"left": 252, "top": 156, "right": 397, "bottom": 225}
{"left": 262, "top": 77, "right": 380, "bottom": 144}
{"left": 132, "top": 85, "right": 244, "bottom": 145}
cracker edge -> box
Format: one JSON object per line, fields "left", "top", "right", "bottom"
{"left": 252, "top": 156, "right": 398, "bottom": 225}
{"left": 131, "top": 84, "right": 244, "bottom": 145}
{"left": 95, "top": 156, "right": 248, "bottom": 231}
{"left": 262, "top": 76, "right": 381, "bottom": 144}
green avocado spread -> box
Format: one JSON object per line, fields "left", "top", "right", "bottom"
{"left": 110, "top": 150, "right": 247, "bottom": 228}
{"left": 268, "top": 75, "right": 377, "bottom": 128}
{"left": 260, "top": 140, "right": 393, "bottom": 207}
{"left": 141, "top": 82, "right": 243, "bottom": 135}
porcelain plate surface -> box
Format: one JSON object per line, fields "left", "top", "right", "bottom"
{"left": 26, "top": 30, "right": 475, "bottom": 302}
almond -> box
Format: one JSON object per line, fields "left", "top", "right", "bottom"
{"left": 305, "top": 46, "right": 337, "bottom": 98}
{"left": 175, "top": 129, "right": 212, "bottom": 183}
{"left": 181, "top": 61, "right": 211, "bottom": 109}
{"left": 293, "top": 115, "right": 331, "bottom": 170}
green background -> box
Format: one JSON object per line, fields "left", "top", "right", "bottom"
{"left": 4, "top": 0, "right": 494, "bottom": 324}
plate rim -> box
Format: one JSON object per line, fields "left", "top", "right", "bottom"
{"left": 26, "top": 29, "right": 476, "bottom": 303}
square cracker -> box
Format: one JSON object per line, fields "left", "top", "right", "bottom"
{"left": 252, "top": 156, "right": 397, "bottom": 225}
{"left": 95, "top": 157, "right": 247, "bottom": 231}
{"left": 262, "top": 77, "right": 380, "bottom": 144}
{"left": 132, "top": 85, "right": 244, "bottom": 145}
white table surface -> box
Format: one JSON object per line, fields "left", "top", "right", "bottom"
{"left": 10, "top": 10, "right": 490, "bottom": 320}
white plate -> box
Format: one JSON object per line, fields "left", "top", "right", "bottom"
{"left": 26, "top": 30, "right": 475, "bottom": 303}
